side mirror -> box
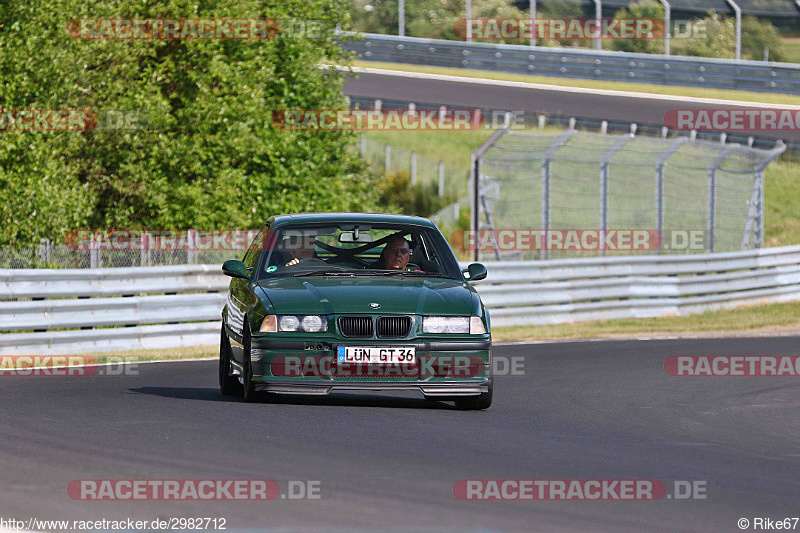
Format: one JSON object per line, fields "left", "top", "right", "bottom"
{"left": 222, "top": 259, "right": 250, "bottom": 279}
{"left": 463, "top": 263, "right": 487, "bottom": 282}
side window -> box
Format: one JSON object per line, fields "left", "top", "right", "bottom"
{"left": 242, "top": 225, "right": 270, "bottom": 270}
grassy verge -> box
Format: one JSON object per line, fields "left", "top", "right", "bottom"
{"left": 782, "top": 38, "right": 800, "bottom": 64}
{"left": 492, "top": 301, "right": 800, "bottom": 341}
{"left": 81, "top": 345, "right": 217, "bottom": 363}
{"left": 349, "top": 60, "right": 800, "bottom": 106}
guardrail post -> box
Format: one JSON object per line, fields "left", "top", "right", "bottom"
{"left": 385, "top": 144, "right": 391, "bottom": 173}
{"left": 411, "top": 151, "right": 417, "bottom": 184}
{"left": 655, "top": 137, "right": 688, "bottom": 254}
{"left": 360, "top": 133, "right": 366, "bottom": 156}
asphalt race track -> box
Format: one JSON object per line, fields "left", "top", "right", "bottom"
{"left": 343, "top": 70, "right": 800, "bottom": 143}
{"left": 2, "top": 337, "right": 799, "bottom": 532}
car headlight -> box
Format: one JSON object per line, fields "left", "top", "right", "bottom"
{"left": 263, "top": 315, "right": 328, "bottom": 333}
{"left": 423, "top": 316, "right": 470, "bottom": 334}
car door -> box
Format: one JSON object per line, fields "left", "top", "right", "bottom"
{"left": 227, "top": 224, "right": 269, "bottom": 364}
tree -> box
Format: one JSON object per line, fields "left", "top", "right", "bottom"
{"left": 609, "top": 0, "right": 665, "bottom": 54}
{"left": 0, "top": 0, "right": 379, "bottom": 245}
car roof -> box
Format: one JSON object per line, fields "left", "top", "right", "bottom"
{"left": 269, "top": 212, "right": 437, "bottom": 229}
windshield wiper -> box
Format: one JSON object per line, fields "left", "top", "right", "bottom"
{"left": 293, "top": 269, "right": 357, "bottom": 277}
{"left": 400, "top": 271, "right": 453, "bottom": 278}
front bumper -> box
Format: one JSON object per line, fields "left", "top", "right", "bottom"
{"left": 248, "top": 336, "right": 491, "bottom": 396}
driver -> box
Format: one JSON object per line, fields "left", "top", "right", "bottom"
{"left": 284, "top": 235, "right": 317, "bottom": 266}
{"left": 376, "top": 236, "right": 411, "bottom": 270}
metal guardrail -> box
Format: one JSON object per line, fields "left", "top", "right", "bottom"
{"left": 475, "top": 244, "right": 800, "bottom": 327}
{"left": 349, "top": 95, "right": 799, "bottom": 157}
{"left": 342, "top": 33, "right": 800, "bottom": 94}
{"left": 0, "top": 265, "right": 228, "bottom": 355}
{"left": 3, "top": 246, "right": 800, "bottom": 353}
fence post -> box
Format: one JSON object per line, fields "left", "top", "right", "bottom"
{"left": 470, "top": 127, "right": 508, "bottom": 262}
{"left": 438, "top": 161, "right": 445, "bottom": 197}
{"left": 385, "top": 144, "right": 391, "bottom": 173}
{"left": 410, "top": 151, "right": 417, "bottom": 184}
{"left": 599, "top": 136, "right": 632, "bottom": 255}
{"left": 540, "top": 129, "right": 577, "bottom": 260}
{"left": 707, "top": 146, "right": 737, "bottom": 253}
{"left": 187, "top": 229, "right": 197, "bottom": 264}
{"left": 742, "top": 141, "right": 786, "bottom": 249}
{"left": 655, "top": 137, "right": 688, "bottom": 254}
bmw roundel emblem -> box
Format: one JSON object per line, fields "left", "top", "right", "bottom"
{"left": 369, "top": 302, "right": 381, "bottom": 309}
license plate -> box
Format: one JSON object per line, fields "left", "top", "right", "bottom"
{"left": 337, "top": 346, "right": 416, "bottom": 364}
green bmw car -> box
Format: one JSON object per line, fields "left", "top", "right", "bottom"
{"left": 219, "top": 213, "right": 492, "bottom": 410}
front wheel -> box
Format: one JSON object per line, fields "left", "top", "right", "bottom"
{"left": 454, "top": 383, "right": 493, "bottom": 410}
{"left": 219, "top": 324, "right": 242, "bottom": 396}
{"left": 241, "top": 327, "right": 260, "bottom": 403}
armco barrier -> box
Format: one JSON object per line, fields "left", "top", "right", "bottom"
{"left": 342, "top": 33, "right": 800, "bottom": 94}
{"left": 3, "top": 246, "right": 800, "bottom": 354}
{"left": 476, "top": 244, "right": 800, "bottom": 327}
{"left": 0, "top": 265, "right": 228, "bottom": 355}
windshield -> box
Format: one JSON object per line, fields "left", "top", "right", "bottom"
{"left": 254, "top": 222, "right": 463, "bottom": 280}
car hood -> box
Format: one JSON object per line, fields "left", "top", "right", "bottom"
{"left": 257, "top": 276, "right": 474, "bottom": 316}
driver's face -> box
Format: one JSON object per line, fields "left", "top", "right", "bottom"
{"left": 384, "top": 239, "right": 411, "bottom": 270}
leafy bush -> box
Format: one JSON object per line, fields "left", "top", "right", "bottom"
{"left": 609, "top": 0, "right": 665, "bottom": 54}
{"left": 377, "top": 171, "right": 455, "bottom": 217}
{"left": 0, "top": 0, "right": 382, "bottom": 245}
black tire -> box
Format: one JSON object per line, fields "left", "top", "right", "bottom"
{"left": 219, "top": 323, "right": 242, "bottom": 396}
{"left": 241, "top": 326, "right": 260, "bottom": 403}
{"left": 454, "top": 383, "right": 493, "bottom": 410}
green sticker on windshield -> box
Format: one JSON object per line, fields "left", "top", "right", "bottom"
{"left": 266, "top": 266, "right": 277, "bottom": 273}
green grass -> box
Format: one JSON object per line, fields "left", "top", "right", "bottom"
{"left": 82, "top": 345, "right": 217, "bottom": 363}
{"left": 781, "top": 38, "right": 800, "bottom": 64}
{"left": 492, "top": 301, "right": 800, "bottom": 341}
{"left": 349, "top": 60, "right": 800, "bottom": 106}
